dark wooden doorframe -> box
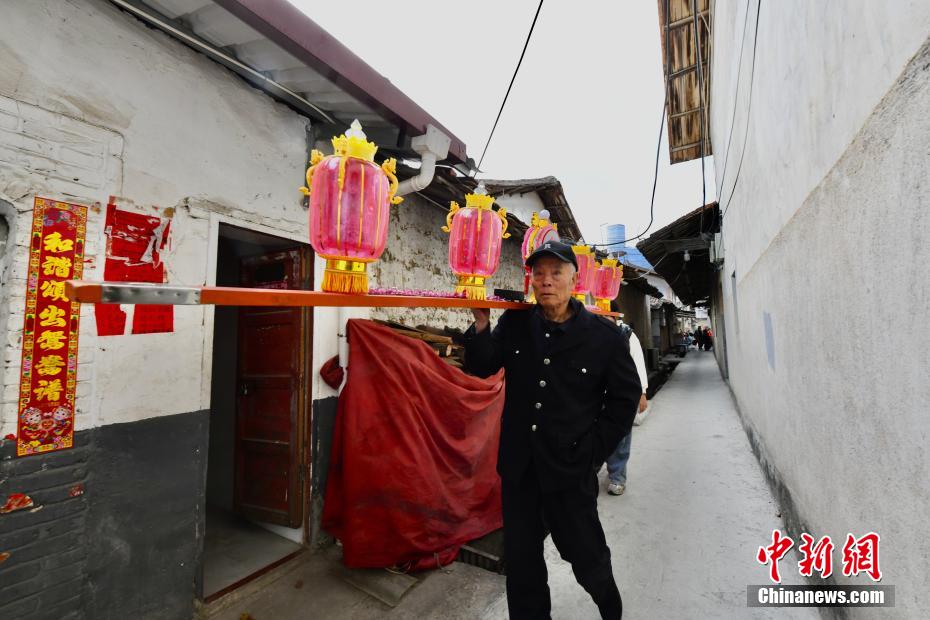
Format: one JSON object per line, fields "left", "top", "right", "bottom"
{"left": 233, "top": 246, "right": 313, "bottom": 529}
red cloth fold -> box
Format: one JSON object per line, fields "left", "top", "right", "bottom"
{"left": 320, "top": 355, "right": 344, "bottom": 390}
{"left": 322, "top": 319, "right": 504, "bottom": 570}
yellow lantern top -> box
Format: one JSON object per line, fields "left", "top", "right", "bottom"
{"left": 530, "top": 211, "right": 557, "bottom": 229}
{"left": 332, "top": 119, "right": 379, "bottom": 162}
{"left": 600, "top": 258, "right": 619, "bottom": 268}
{"left": 465, "top": 182, "right": 496, "bottom": 210}
{"left": 572, "top": 244, "right": 593, "bottom": 255}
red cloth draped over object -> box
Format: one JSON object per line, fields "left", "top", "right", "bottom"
{"left": 322, "top": 319, "right": 504, "bottom": 570}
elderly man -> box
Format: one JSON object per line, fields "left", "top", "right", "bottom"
{"left": 465, "top": 241, "right": 642, "bottom": 619}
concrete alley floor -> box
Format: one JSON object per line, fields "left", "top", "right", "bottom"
{"left": 512, "top": 349, "right": 819, "bottom": 620}
{"left": 207, "top": 350, "right": 817, "bottom": 620}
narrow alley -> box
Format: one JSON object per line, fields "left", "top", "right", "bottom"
{"left": 537, "top": 350, "right": 817, "bottom": 620}
{"left": 205, "top": 351, "right": 816, "bottom": 620}
{"left": 2, "top": 2, "right": 925, "bottom": 618}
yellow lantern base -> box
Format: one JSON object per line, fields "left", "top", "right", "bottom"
{"left": 573, "top": 293, "right": 587, "bottom": 302}
{"left": 455, "top": 275, "right": 488, "bottom": 300}
{"left": 323, "top": 259, "right": 369, "bottom": 294}
{"left": 595, "top": 298, "right": 611, "bottom": 312}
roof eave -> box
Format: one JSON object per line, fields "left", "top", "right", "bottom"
{"left": 214, "top": 0, "right": 468, "bottom": 163}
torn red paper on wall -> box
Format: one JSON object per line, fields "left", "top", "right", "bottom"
{"left": 102, "top": 203, "right": 170, "bottom": 282}
{"left": 95, "top": 203, "right": 174, "bottom": 336}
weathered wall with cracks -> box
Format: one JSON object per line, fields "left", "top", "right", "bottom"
{"left": 370, "top": 194, "right": 526, "bottom": 331}
{"left": 0, "top": 0, "right": 309, "bottom": 436}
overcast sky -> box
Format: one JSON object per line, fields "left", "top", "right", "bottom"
{"left": 288, "top": 0, "right": 715, "bottom": 246}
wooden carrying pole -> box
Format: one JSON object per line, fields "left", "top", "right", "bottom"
{"left": 64, "top": 280, "right": 622, "bottom": 317}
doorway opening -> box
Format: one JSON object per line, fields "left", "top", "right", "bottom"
{"left": 203, "top": 223, "right": 313, "bottom": 601}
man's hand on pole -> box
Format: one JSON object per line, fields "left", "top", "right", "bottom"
{"left": 471, "top": 307, "right": 491, "bottom": 333}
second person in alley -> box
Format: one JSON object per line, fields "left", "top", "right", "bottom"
{"left": 465, "top": 240, "right": 642, "bottom": 619}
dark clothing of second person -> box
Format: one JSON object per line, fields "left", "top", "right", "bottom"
{"left": 464, "top": 298, "right": 642, "bottom": 618}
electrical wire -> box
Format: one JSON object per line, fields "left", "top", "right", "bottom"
{"left": 692, "top": 0, "right": 707, "bottom": 235}
{"left": 721, "top": 0, "right": 763, "bottom": 220}
{"left": 589, "top": 83, "right": 667, "bottom": 251}
{"left": 475, "top": 0, "right": 545, "bottom": 174}
{"left": 621, "top": 251, "right": 674, "bottom": 280}
{"left": 591, "top": 0, "right": 672, "bottom": 250}
{"left": 713, "top": 1, "right": 752, "bottom": 198}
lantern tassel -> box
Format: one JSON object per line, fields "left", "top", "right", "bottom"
{"left": 323, "top": 259, "right": 369, "bottom": 294}
{"left": 455, "top": 275, "right": 487, "bottom": 300}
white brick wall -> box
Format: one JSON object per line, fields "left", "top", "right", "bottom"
{"left": 0, "top": 0, "right": 310, "bottom": 435}
{"left": 0, "top": 94, "right": 123, "bottom": 439}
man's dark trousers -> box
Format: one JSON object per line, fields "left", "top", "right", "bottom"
{"left": 503, "top": 466, "right": 622, "bottom": 619}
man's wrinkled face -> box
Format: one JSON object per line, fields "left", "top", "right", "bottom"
{"left": 531, "top": 256, "right": 577, "bottom": 313}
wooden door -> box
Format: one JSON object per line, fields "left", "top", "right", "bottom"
{"left": 234, "top": 248, "right": 311, "bottom": 527}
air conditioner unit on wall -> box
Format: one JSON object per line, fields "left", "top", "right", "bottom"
{"left": 710, "top": 232, "right": 724, "bottom": 265}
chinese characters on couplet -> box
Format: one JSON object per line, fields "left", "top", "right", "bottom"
{"left": 757, "top": 530, "right": 882, "bottom": 583}
{"left": 15, "top": 197, "right": 87, "bottom": 457}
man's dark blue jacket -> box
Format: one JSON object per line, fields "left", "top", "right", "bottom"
{"left": 464, "top": 299, "right": 642, "bottom": 492}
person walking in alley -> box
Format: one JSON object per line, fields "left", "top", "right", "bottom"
{"left": 605, "top": 323, "right": 649, "bottom": 496}
{"left": 694, "top": 326, "right": 705, "bottom": 350}
{"left": 465, "top": 241, "right": 642, "bottom": 620}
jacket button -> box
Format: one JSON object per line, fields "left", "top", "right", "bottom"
{"left": 535, "top": 402, "right": 542, "bottom": 409}
{"left": 545, "top": 332, "right": 550, "bottom": 338}
{"left": 515, "top": 350, "right": 520, "bottom": 354}
{"left": 543, "top": 358, "right": 551, "bottom": 365}
{"left": 581, "top": 368, "right": 587, "bottom": 374}
{"left": 531, "top": 424, "right": 537, "bottom": 431}
{"left": 539, "top": 380, "right": 546, "bottom": 387}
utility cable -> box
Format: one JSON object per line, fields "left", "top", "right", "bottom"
{"left": 591, "top": 0, "right": 672, "bottom": 250}
{"left": 476, "top": 0, "right": 545, "bottom": 173}
{"left": 713, "top": 0, "right": 753, "bottom": 199}
{"left": 692, "top": 0, "right": 707, "bottom": 235}
{"left": 721, "top": 0, "right": 763, "bottom": 220}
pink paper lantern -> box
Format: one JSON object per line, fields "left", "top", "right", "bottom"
{"left": 442, "top": 186, "right": 511, "bottom": 300}
{"left": 521, "top": 211, "right": 559, "bottom": 298}
{"left": 300, "top": 120, "right": 401, "bottom": 294}
{"left": 571, "top": 245, "right": 597, "bottom": 302}
{"left": 593, "top": 259, "right": 624, "bottom": 312}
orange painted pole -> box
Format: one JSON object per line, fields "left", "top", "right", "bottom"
{"left": 65, "top": 280, "right": 622, "bottom": 317}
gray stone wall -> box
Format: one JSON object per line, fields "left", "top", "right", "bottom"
{"left": 370, "top": 194, "right": 526, "bottom": 331}
{"left": 0, "top": 409, "right": 208, "bottom": 619}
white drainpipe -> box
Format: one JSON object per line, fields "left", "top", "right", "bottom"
{"left": 337, "top": 305, "right": 350, "bottom": 392}
{"left": 396, "top": 124, "right": 452, "bottom": 197}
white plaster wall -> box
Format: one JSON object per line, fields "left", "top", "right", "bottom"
{"left": 711, "top": 3, "right": 930, "bottom": 614}
{"left": 710, "top": 0, "right": 930, "bottom": 276}
{"left": 0, "top": 94, "right": 122, "bottom": 438}
{"left": 645, "top": 274, "right": 678, "bottom": 304}
{"left": 494, "top": 192, "right": 547, "bottom": 229}
{"left": 0, "top": 0, "right": 310, "bottom": 435}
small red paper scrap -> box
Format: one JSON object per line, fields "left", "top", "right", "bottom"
{"left": 1, "top": 493, "right": 35, "bottom": 514}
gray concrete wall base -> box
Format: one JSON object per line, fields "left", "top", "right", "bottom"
{"left": 725, "top": 385, "right": 849, "bottom": 620}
